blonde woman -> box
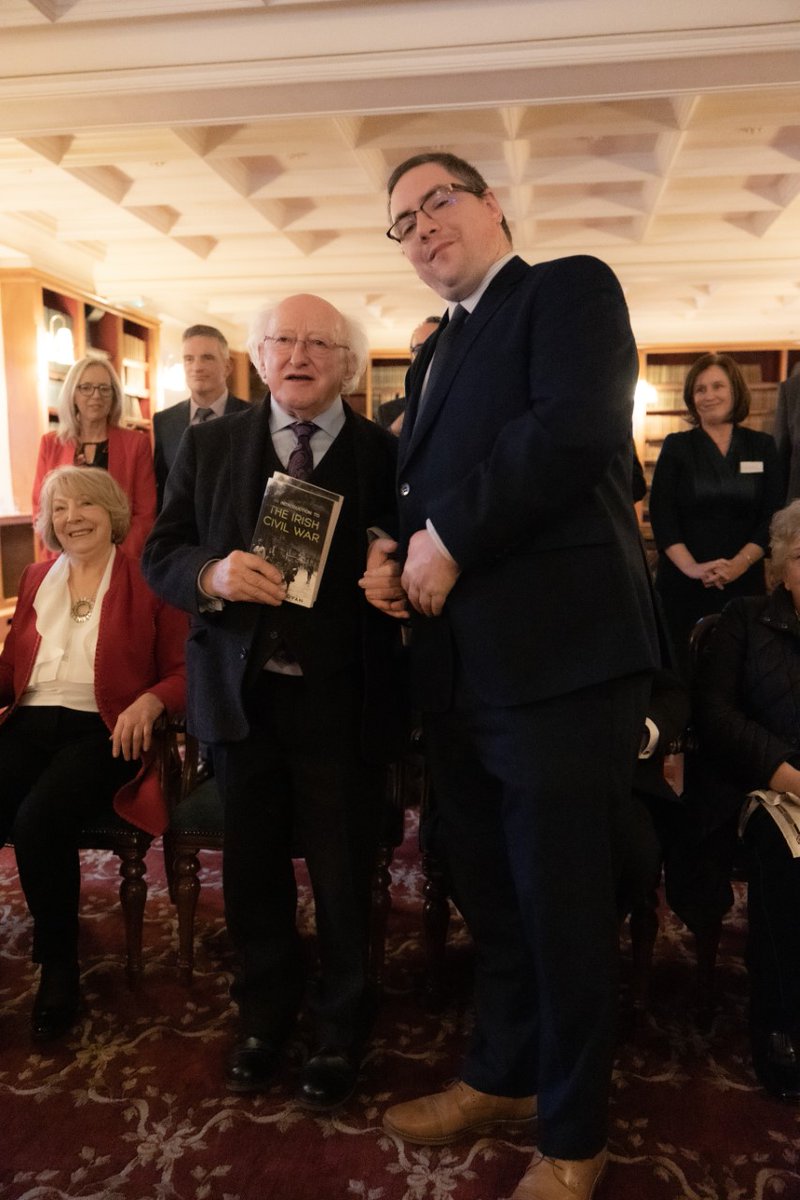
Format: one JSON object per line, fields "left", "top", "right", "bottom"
{"left": 0, "top": 467, "right": 186, "bottom": 1041}
{"left": 32, "top": 354, "right": 156, "bottom": 559}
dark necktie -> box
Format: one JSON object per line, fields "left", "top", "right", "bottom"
{"left": 420, "top": 304, "right": 469, "bottom": 412}
{"left": 194, "top": 407, "right": 214, "bottom": 423}
{"left": 287, "top": 421, "right": 318, "bottom": 480}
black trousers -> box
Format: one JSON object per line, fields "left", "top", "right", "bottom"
{"left": 423, "top": 669, "right": 650, "bottom": 1160}
{"left": 213, "top": 670, "right": 384, "bottom": 1050}
{"left": 0, "top": 706, "right": 137, "bottom": 963}
{"left": 745, "top": 805, "right": 800, "bottom": 1032}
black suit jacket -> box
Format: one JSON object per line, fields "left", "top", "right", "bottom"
{"left": 142, "top": 400, "right": 404, "bottom": 755}
{"left": 153, "top": 394, "right": 249, "bottom": 508}
{"left": 774, "top": 372, "right": 800, "bottom": 502}
{"left": 397, "top": 254, "right": 660, "bottom": 711}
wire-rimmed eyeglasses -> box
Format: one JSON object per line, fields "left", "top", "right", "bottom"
{"left": 386, "top": 183, "right": 484, "bottom": 243}
{"left": 263, "top": 335, "right": 349, "bottom": 359}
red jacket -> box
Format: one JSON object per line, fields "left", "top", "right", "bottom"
{"left": 33, "top": 427, "right": 157, "bottom": 560}
{"left": 0, "top": 552, "right": 187, "bottom": 835}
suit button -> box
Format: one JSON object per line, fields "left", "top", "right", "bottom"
{"left": 269, "top": 631, "right": 279, "bottom": 639}
{"left": 239, "top": 647, "right": 247, "bottom": 659}
{"left": 400, "top": 482, "right": 410, "bottom": 496}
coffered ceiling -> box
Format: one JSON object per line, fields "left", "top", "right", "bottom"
{"left": 1, "top": 0, "right": 799, "bottom": 353}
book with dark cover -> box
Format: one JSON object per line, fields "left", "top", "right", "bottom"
{"left": 251, "top": 471, "right": 343, "bottom": 608}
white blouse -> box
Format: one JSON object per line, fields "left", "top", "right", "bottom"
{"left": 19, "top": 548, "right": 116, "bottom": 712}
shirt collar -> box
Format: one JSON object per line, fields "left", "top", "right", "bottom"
{"left": 269, "top": 395, "right": 345, "bottom": 439}
{"left": 190, "top": 390, "right": 228, "bottom": 421}
{"left": 446, "top": 251, "right": 515, "bottom": 317}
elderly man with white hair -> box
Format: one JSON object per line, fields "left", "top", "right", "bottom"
{"left": 143, "top": 294, "right": 404, "bottom": 1109}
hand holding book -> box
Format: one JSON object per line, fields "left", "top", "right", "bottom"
{"left": 200, "top": 550, "right": 288, "bottom": 606}
{"left": 251, "top": 472, "right": 343, "bottom": 608}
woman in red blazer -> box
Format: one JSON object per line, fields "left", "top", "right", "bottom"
{"left": 32, "top": 354, "right": 157, "bottom": 560}
{"left": 0, "top": 466, "right": 186, "bottom": 1042}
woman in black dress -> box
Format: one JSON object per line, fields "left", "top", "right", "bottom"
{"left": 649, "top": 352, "right": 783, "bottom": 677}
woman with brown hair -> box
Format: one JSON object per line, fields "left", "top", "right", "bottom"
{"left": 649, "top": 351, "right": 783, "bottom": 676}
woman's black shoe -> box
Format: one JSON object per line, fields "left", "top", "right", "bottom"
{"left": 31, "top": 962, "right": 80, "bottom": 1043}
{"left": 751, "top": 1028, "right": 800, "bottom": 1103}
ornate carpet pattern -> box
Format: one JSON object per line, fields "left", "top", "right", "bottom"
{"left": 2, "top": 817, "right": 800, "bottom": 1200}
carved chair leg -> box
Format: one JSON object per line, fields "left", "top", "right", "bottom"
{"left": 421, "top": 847, "right": 450, "bottom": 1011}
{"left": 116, "top": 844, "right": 148, "bottom": 989}
{"left": 162, "top": 830, "right": 177, "bottom": 903}
{"left": 368, "top": 842, "right": 394, "bottom": 992}
{"left": 174, "top": 848, "right": 201, "bottom": 986}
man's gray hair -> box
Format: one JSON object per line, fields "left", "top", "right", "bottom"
{"left": 247, "top": 300, "right": 369, "bottom": 395}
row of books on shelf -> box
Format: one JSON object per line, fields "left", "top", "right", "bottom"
{"left": 644, "top": 409, "right": 776, "bottom": 454}
{"left": 122, "top": 332, "right": 147, "bottom": 362}
{"left": 370, "top": 364, "right": 407, "bottom": 394}
{"left": 646, "top": 361, "right": 769, "bottom": 386}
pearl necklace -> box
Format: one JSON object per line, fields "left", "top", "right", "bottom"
{"left": 70, "top": 596, "right": 95, "bottom": 623}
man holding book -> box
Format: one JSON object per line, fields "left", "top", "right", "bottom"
{"left": 142, "top": 294, "right": 404, "bottom": 1110}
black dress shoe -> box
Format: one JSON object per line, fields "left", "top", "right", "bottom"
{"left": 224, "top": 1037, "right": 283, "bottom": 1094}
{"left": 751, "top": 1028, "right": 800, "bottom": 1103}
{"left": 295, "top": 1050, "right": 359, "bottom": 1111}
{"left": 31, "top": 962, "right": 80, "bottom": 1043}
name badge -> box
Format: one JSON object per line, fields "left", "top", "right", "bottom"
{"left": 740, "top": 461, "right": 764, "bottom": 474}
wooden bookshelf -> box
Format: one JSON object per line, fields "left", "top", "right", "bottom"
{"left": 350, "top": 350, "right": 410, "bottom": 420}
{"left": 0, "top": 269, "right": 160, "bottom": 597}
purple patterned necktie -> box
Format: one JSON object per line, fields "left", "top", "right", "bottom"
{"left": 287, "top": 421, "right": 318, "bottom": 480}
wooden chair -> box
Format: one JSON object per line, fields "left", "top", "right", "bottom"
{"left": 4, "top": 719, "right": 181, "bottom": 988}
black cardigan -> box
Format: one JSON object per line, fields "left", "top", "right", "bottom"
{"left": 694, "top": 587, "right": 800, "bottom": 819}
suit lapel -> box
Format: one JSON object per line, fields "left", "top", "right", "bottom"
{"left": 400, "top": 257, "right": 528, "bottom": 466}
{"left": 227, "top": 399, "right": 274, "bottom": 548}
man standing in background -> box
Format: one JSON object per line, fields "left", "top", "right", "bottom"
{"left": 153, "top": 324, "right": 248, "bottom": 507}
{"left": 773, "top": 363, "right": 800, "bottom": 501}
{"left": 374, "top": 316, "right": 440, "bottom": 435}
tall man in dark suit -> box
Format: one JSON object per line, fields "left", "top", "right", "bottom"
{"left": 143, "top": 295, "right": 403, "bottom": 1111}
{"left": 363, "top": 153, "right": 659, "bottom": 1200}
{"left": 773, "top": 366, "right": 800, "bottom": 501}
{"left": 153, "top": 324, "right": 248, "bottom": 508}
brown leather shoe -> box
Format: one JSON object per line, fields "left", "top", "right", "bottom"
{"left": 510, "top": 1148, "right": 608, "bottom": 1199}
{"left": 382, "top": 1080, "right": 536, "bottom": 1145}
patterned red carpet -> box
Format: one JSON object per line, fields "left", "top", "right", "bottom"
{"left": 2, "top": 818, "right": 800, "bottom": 1200}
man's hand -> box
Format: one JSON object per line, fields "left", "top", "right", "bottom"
{"left": 201, "top": 551, "right": 288, "bottom": 605}
{"left": 359, "top": 537, "right": 409, "bottom": 618}
{"left": 401, "top": 529, "right": 460, "bottom": 617}
{"left": 111, "top": 692, "right": 165, "bottom": 761}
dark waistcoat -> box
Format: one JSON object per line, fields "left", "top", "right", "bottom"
{"left": 245, "top": 422, "right": 362, "bottom": 688}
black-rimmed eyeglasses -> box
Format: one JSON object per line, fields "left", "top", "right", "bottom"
{"left": 386, "top": 183, "right": 484, "bottom": 243}
{"left": 75, "top": 383, "right": 113, "bottom": 398}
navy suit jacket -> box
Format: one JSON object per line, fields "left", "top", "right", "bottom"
{"left": 142, "top": 400, "right": 404, "bottom": 755}
{"left": 397, "top": 253, "right": 660, "bottom": 711}
{"left": 153, "top": 393, "right": 249, "bottom": 508}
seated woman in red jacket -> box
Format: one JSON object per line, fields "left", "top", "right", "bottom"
{"left": 695, "top": 499, "right": 800, "bottom": 1102}
{"left": 32, "top": 354, "right": 157, "bottom": 560}
{"left": 0, "top": 466, "right": 186, "bottom": 1042}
